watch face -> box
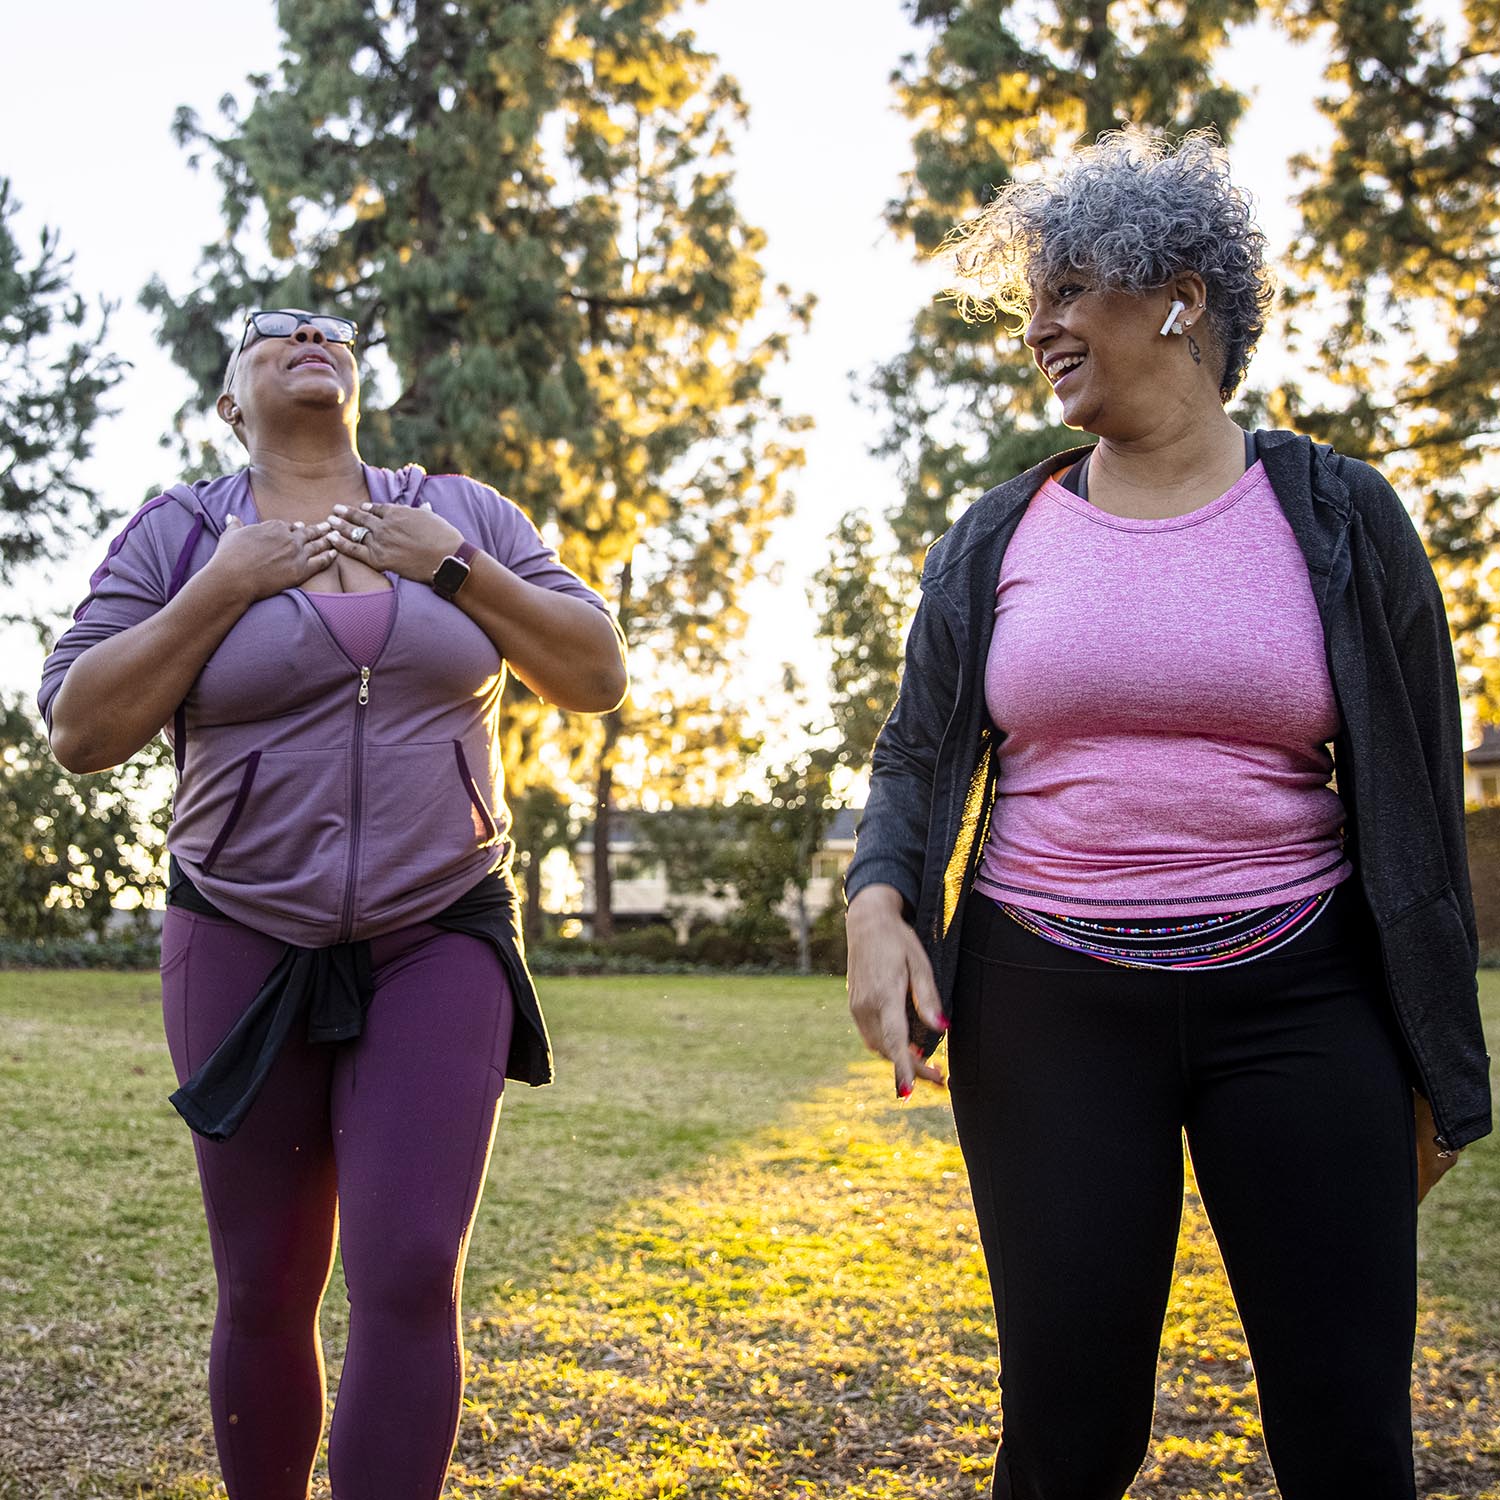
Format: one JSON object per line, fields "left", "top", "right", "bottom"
{"left": 433, "top": 556, "right": 470, "bottom": 599}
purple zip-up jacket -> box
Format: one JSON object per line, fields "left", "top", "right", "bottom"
{"left": 38, "top": 464, "right": 612, "bottom": 948}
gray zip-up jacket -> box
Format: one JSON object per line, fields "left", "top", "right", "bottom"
{"left": 846, "top": 430, "right": 1491, "bottom": 1151}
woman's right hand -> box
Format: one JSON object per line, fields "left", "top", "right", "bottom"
{"left": 847, "top": 884, "right": 948, "bottom": 1099}
{"left": 206, "top": 514, "right": 336, "bottom": 604}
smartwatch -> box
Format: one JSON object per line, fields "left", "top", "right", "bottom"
{"left": 432, "top": 540, "right": 478, "bottom": 601}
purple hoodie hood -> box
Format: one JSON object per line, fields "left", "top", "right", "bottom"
{"left": 40, "top": 465, "right": 609, "bottom": 947}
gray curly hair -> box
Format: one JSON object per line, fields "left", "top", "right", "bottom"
{"left": 946, "top": 128, "right": 1274, "bottom": 401}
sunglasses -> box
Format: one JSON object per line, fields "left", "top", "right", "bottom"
{"left": 225, "top": 309, "right": 359, "bottom": 389}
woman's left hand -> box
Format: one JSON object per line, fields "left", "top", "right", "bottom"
{"left": 325, "top": 501, "right": 465, "bottom": 585}
{"left": 1415, "top": 1092, "right": 1459, "bottom": 1204}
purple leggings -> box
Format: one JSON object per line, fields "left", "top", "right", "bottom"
{"left": 161, "top": 907, "right": 515, "bottom": 1500}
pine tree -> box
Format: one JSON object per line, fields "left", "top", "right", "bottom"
{"left": 1270, "top": 0, "right": 1500, "bottom": 710}
{"left": 0, "top": 179, "right": 124, "bottom": 580}
{"left": 876, "top": 0, "right": 1256, "bottom": 566}
{"left": 141, "top": 0, "right": 806, "bottom": 938}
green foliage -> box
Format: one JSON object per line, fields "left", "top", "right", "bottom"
{"left": 0, "top": 697, "right": 164, "bottom": 940}
{"left": 629, "top": 751, "right": 839, "bottom": 972}
{"left": 875, "top": 0, "right": 1254, "bottom": 566}
{"left": 605, "top": 922, "right": 680, "bottom": 960}
{"left": 807, "top": 899, "right": 848, "bottom": 975}
{"left": 683, "top": 908, "right": 796, "bottom": 968}
{"left": 1270, "top": 0, "right": 1500, "bottom": 710}
{"left": 634, "top": 800, "right": 742, "bottom": 900}
{"left": 0, "top": 179, "right": 125, "bottom": 579}
{"left": 725, "top": 754, "right": 837, "bottom": 914}
{"left": 814, "top": 510, "right": 911, "bottom": 775}
{"left": 0, "top": 935, "right": 161, "bottom": 970}
{"left": 140, "top": 0, "right": 809, "bottom": 899}
{"left": 509, "top": 779, "right": 574, "bottom": 943}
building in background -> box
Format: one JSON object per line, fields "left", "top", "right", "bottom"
{"left": 571, "top": 807, "right": 860, "bottom": 941}
{"left": 1466, "top": 723, "right": 1500, "bottom": 808}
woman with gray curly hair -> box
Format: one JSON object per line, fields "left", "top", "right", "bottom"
{"left": 846, "top": 130, "right": 1488, "bottom": 1499}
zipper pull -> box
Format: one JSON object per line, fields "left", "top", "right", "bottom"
{"left": 358, "top": 667, "right": 370, "bottom": 706}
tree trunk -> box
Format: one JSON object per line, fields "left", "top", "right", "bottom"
{"left": 522, "top": 851, "right": 544, "bottom": 946}
{"left": 793, "top": 885, "right": 811, "bottom": 976}
{"left": 592, "top": 555, "right": 632, "bottom": 944}
{"left": 593, "top": 748, "right": 615, "bottom": 943}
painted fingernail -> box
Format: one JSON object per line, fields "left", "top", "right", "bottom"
{"left": 332, "top": 504, "right": 348, "bottom": 514}
{"left": 361, "top": 502, "right": 374, "bottom": 510}
{"left": 936, "top": 1017, "right": 950, "bottom": 1032}
{"left": 897, "top": 1082, "right": 913, "bottom": 1100}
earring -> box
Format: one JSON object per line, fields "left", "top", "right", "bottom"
{"left": 1158, "top": 299, "right": 1187, "bottom": 337}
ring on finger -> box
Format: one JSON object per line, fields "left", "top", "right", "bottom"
{"left": 349, "top": 525, "right": 371, "bottom": 544}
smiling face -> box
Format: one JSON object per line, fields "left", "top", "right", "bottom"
{"left": 216, "top": 309, "right": 360, "bottom": 448}
{"left": 1024, "top": 275, "right": 1209, "bottom": 440}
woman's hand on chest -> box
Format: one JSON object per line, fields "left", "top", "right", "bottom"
{"left": 207, "top": 514, "right": 337, "bottom": 604}
{"left": 325, "top": 501, "right": 464, "bottom": 586}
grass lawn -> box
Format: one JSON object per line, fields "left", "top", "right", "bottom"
{"left": 1, "top": 971, "right": 1496, "bottom": 1498}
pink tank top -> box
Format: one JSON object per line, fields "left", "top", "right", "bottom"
{"left": 306, "top": 589, "right": 395, "bottom": 668}
{"left": 974, "top": 462, "right": 1349, "bottom": 917}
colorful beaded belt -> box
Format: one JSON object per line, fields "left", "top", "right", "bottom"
{"left": 1000, "top": 888, "right": 1335, "bottom": 970}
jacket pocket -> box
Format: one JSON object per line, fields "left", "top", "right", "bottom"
{"left": 354, "top": 738, "right": 505, "bottom": 927}
{"left": 200, "top": 752, "right": 262, "bottom": 875}
{"left": 188, "top": 748, "right": 350, "bottom": 911}
{"left": 453, "top": 740, "right": 499, "bottom": 841}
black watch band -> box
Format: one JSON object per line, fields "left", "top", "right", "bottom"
{"left": 432, "top": 540, "right": 477, "bottom": 600}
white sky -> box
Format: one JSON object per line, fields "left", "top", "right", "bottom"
{"left": 0, "top": 1, "right": 1331, "bottom": 726}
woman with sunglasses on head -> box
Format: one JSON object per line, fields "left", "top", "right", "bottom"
{"left": 845, "top": 132, "right": 1490, "bottom": 1499}
{"left": 40, "top": 308, "right": 627, "bottom": 1500}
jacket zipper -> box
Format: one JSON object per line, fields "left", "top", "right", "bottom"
{"left": 299, "top": 588, "right": 397, "bottom": 944}
{"left": 339, "top": 665, "right": 371, "bottom": 942}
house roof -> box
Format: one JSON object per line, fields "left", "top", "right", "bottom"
{"left": 1469, "top": 722, "right": 1500, "bottom": 766}
{"left": 826, "top": 806, "right": 859, "bottom": 841}
{"left": 576, "top": 804, "right": 864, "bottom": 851}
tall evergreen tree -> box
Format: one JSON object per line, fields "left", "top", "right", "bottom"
{"left": 0, "top": 179, "right": 124, "bottom": 579}
{"left": 1271, "top": 0, "right": 1500, "bottom": 710}
{"left": 875, "top": 0, "right": 1255, "bottom": 567}
{"left": 142, "top": 0, "right": 806, "bottom": 938}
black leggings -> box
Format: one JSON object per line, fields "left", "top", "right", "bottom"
{"left": 947, "top": 880, "right": 1418, "bottom": 1500}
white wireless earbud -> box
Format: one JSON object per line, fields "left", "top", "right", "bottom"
{"left": 1159, "top": 299, "right": 1187, "bottom": 337}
